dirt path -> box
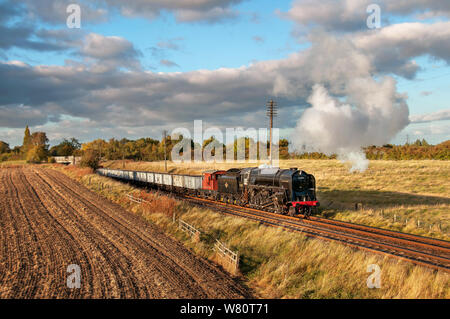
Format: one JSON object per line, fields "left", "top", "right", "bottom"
{"left": 0, "top": 167, "right": 250, "bottom": 298}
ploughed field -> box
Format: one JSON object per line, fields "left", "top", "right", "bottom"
{"left": 0, "top": 167, "right": 249, "bottom": 298}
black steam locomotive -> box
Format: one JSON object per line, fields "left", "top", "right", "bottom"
{"left": 201, "top": 167, "right": 319, "bottom": 216}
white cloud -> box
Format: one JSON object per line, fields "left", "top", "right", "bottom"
{"left": 98, "top": 0, "right": 243, "bottom": 23}
{"left": 80, "top": 33, "right": 142, "bottom": 70}
{"left": 409, "top": 109, "right": 450, "bottom": 123}
{"left": 285, "top": 0, "right": 450, "bottom": 32}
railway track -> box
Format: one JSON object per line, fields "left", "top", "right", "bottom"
{"left": 98, "top": 172, "right": 450, "bottom": 273}
{"left": 171, "top": 194, "right": 450, "bottom": 273}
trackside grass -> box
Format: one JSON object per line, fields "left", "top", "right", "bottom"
{"left": 54, "top": 163, "right": 449, "bottom": 299}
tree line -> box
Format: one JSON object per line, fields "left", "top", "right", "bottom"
{"left": 0, "top": 126, "right": 448, "bottom": 164}
{"left": 291, "top": 139, "right": 450, "bottom": 160}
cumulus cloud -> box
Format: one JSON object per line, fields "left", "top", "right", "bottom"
{"left": 18, "top": 0, "right": 107, "bottom": 25}
{"left": 0, "top": 104, "right": 54, "bottom": 127}
{"left": 148, "top": 38, "right": 184, "bottom": 67}
{"left": 174, "top": 7, "right": 239, "bottom": 23}
{"left": 100, "top": 0, "right": 243, "bottom": 23}
{"left": 160, "top": 59, "right": 179, "bottom": 68}
{"left": 80, "top": 33, "right": 142, "bottom": 70}
{"left": 0, "top": 1, "right": 83, "bottom": 53}
{"left": 108, "top": 0, "right": 242, "bottom": 22}
{"left": 0, "top": 33, "right": 411, "bottom": 150}
{"left": 285, "top": 0, "right": 450, "bottom": 32}
{"left": 351, "top": 21, "right": 450, "bottom": 78}
{"left": 409, "top": 109, "right": 450, "bottom": 123}
{"left": 284, "top": 0, "right": 371, "bottom": 32}
{"left": 2, "top": 1, "right": 450, "bottom": 153}
{"left": 11, "top": 0, "right": 243, "bottom": 25}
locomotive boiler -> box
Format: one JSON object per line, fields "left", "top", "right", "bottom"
{"left": 214, "top": 167, "right": 318, "bottom": 216}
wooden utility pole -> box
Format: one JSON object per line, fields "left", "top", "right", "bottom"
{"left": 163, "top": 130, "right": 167, "bottom": 172}
{"left": 266, "top": 99, "right": 277, "bottom": 166}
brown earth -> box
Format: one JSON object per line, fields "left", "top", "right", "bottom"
{"left": 0, "top": 167, "right": 251, "bottom": 298}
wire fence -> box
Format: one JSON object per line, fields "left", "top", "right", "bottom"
{"left": 214, "top": 239, "right": 240, "bottom": 275}
{"left": 125, "top": 192, "right": 240, "bottom": 274}
{"left": 178, "top": 218, "right": 201, "bottom": 242}
{"left": 353, "top": 203, "right": 448, "bottom": 234}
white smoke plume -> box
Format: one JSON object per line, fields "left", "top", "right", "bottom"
{"left": 292, "top": 80, "right": 410, "bottom": 172}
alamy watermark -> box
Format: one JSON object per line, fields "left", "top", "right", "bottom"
{"left": 66, "top": 4, "right": 81, "bottom": 29}
{"left": 66, "top": 264, "right": 81, "bottom": 288}
{"left": 366, "top": 264, "right": 381, "bottom": 288}
{"left": 366, "top": 4, "right": 381, "bottom": 29}
{"left": 170, "top": 120, "right": 280, "bottom": 165}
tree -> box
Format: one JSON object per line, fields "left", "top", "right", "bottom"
{"left": 0, "top": 141, "right": 10, "bottom": 154}
{"left": 81, "top": 139, "right": 108, "bottom": 158}
{"left": 22, "top": 125, "right": 32, "bottom": 155}
{"left": 20, "top": 130, "right": 49, "bottom": 163}
{"left": 26, "top": 145, "right": 47, "bottom": 163}
{"left": 49, "top": 138, "right": 81, "bottom": 156}
{"left": 80, "top": 149, "right": 100, "bottom": 170}
{"left": 31, "top": 132, "right": 49, "bottom": 148}
{"left": 279, "top": 138, "right": 290, "bottom": 159}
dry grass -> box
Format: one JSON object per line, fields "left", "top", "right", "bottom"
{"left": 0, "top": 160, "right": 27, "bottom": 168}
{"left": 151, "top": 207, "right": 449, "bottom": 299}
{"left": 104, "top": 159, "right": 450, "bottom": 240}
{"left": 54, "top": 163, "right": 449, "bottom": 299}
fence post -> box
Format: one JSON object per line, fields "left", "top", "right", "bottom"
{"left": 193, "top": 230, "right": 200, "bottom": 243}
{"left": 214, "top": 239, "right": 239, "bottom": 275}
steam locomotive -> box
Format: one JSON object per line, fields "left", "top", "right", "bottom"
{"left": 97, "top": 166, "right": 319, "bottom": 217}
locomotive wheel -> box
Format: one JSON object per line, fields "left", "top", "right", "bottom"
{"left": 288, "top": 206, "right": 296, "bottom": 217}
{"left": 303, "top": 207, "right": 312, "bottom": 219}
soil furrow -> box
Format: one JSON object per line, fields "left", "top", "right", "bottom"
{"left": 0, "top": 167, "right": 250, "bottom": 299}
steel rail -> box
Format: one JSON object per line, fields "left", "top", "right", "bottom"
{"left": 176, "top": 194, "right": 450, "bottom": 272}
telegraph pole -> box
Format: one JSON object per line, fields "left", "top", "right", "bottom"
{"left": 163, "top": 130, "right": 167, "bottom": 172}
{"left": 266, "top": 99, "right": 277, "bottom": 166}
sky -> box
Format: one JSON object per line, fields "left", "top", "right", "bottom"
{"left": 0, "top": 0, "right": 450, "bottom": 148}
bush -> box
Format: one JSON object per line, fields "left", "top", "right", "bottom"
{"left": 80, "top": 149, "right": 100, "bottom": 170}
{"left": 26, "top": 146, "right": 48, "bottom": 163}
{"left": 0, "top": 153, "right": 11, "bottom": 162}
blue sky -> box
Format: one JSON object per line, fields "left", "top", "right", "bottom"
{"left": 1, "top": 0, "right": 449, "bottom": 148}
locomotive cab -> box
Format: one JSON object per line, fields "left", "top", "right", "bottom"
{"left": 202, "top": 170, "right": 226, "bottom": 191}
